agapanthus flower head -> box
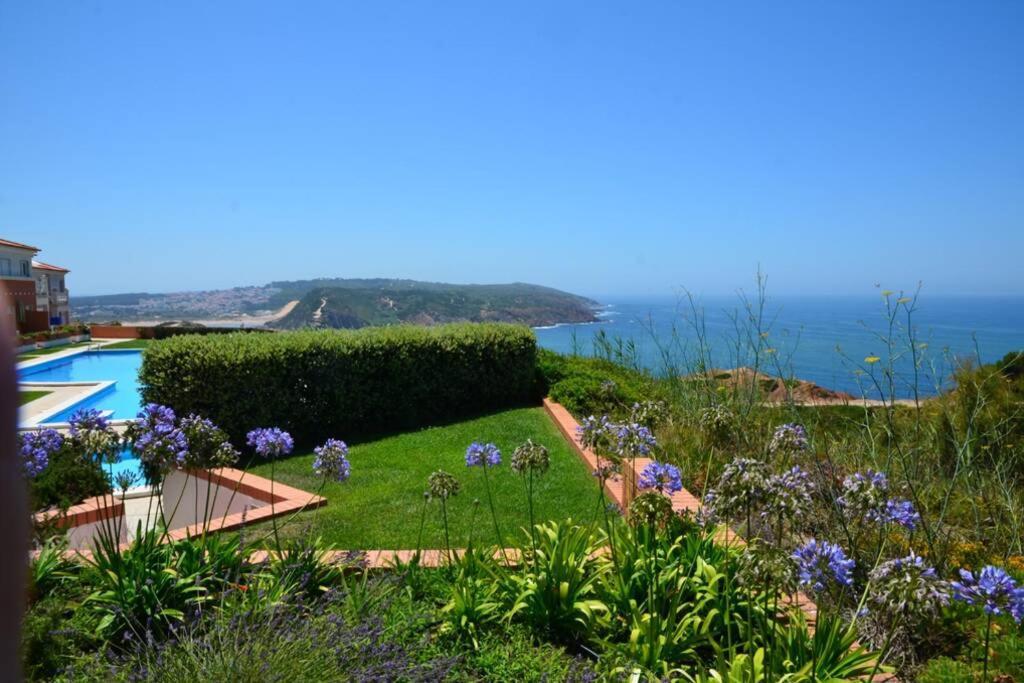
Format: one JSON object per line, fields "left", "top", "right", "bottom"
{"left": 696, "top": 491, "right": 719, "bottom": 528}
{"left": 837, "top": 469, "right": 890, "bottom": 518}
{"left": 704, "top": 457, "right": 769, "bottom": 523}
{"left": 577, "top": 415, "right": 615, "bottom": 454}
{"left": 592, "top": 460, "right": 621, "bottom": 482}
{"left": 762, "top": 465, "right": 814, "bottom": 524}
{"left": 952, "top": 565, "right": 1024, "bottom": 622}
{"left": 18, "top": 428, "right": 63, "bottom": 478}
{"left": 616, "top": 422, "right": 657, "bottom": 459}
{"left": 69, "top": 408, "right": 121, "bottom": 461}
{"left": 737, "top": 539, "right": 797, "bottom": 594}
{"left": 428, "top": 470, "right": 460, "bottom": 500}
{"left": 869, "top": 552, "right": 949, "bottom": 621}
{"left": 246, "top": 427, "right": 293, "bottom": 459}
{"left": 628, "top": 490, "right": 675, "bottom": 528}
{"left": 465, "top": 442, "right": 501, "bottom": 468}
{"left": 769, "top": 423, "right": 809, "bottom": 457}
{"left": 699, "top": 404, "right": 736, "bottom": 445}
{"left": 114, "top": 470, "right": 140, "bottom": 492}
{"left": 792, "top": 539, "right": 855, "bottom": 592}
{"left": 132, "top": 403, "right": 188, "bottom": 472}
{"left": 630, "top": 400, "right": 668, "bottom": 429}
{"left": 638, "top": 461, "right": 683, "bottom": 495}
{"left": 180, "top": 414, "right": 237, "bottom": 468}
{"left": 312, "top": 438, "right": 351, "bottom": 482}
{"left": 511, "top": 439, "right": 550, "bottom": 475}
{"left": 881, "top": 499, "right": 920, "bottom": 531}
{"left": 69, "top": 407, "right": 110, "bottom": 435}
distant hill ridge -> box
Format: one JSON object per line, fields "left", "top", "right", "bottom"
{"left": 72, "top": 278, "right": 599, "bottom": 329}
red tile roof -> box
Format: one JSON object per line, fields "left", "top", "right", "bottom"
{"left": 32, "top": 260, "right": 69, "bottom": 273}
{"left": 0, "top": 237, "right": 40, "bottom": 252}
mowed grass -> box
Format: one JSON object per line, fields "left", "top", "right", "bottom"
{"left": 100, "top": 339, "right": 153, "bottom": 350}
{"left": 247, "top": 407, "right": 602, "bottom": 549}
{"left": 19, "top": 390, "right": 51, "bottom": 405}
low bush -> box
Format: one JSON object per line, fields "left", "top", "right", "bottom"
{"left": 537, "top": 348, "right": 655, "bottom": 417}
{"left": 29, "top": 443, "right": 108, "bottom": 512}
{"left": 139, "top": 323, "right": 538, "bottom": 444}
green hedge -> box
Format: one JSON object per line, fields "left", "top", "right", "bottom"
{"left": 139, "top": 324, "right": 538, "bottom": 445}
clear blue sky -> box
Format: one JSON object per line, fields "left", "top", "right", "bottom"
{"left": 1, "top": 1, "right": 1021, "bottom": 298}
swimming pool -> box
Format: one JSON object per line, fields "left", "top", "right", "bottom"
{"left": 19, "top": 350, "right": 143, "bottom": 422}
{"left": 19, "top": 349, "right": 147, "bottom": 482}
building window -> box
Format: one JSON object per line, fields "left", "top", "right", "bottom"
{"left": 20, "top": 260, "right": 30, "bottom": 277}
{"left": 0, "top": 259, "right": 11, "bottom": 276}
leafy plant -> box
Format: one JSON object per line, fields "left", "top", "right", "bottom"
{"left": 81, "top": 526, "right": 207, "bottom": 640}
{"left": 507, "top": 520, "right": 609, "bottom": 642}
{"left": 440, "top": 548, "right": 504, "bottom": 649}
{"left": 28, "top": 537, "right": 77, "bottom": 602}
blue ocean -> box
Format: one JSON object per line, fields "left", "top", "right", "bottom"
{"left": 534, "top": 295, "right": 1024, "bottom": 398}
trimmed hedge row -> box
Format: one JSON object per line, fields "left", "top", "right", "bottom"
{"left": 139, "top": 324, "right": 538, "bottom": 445}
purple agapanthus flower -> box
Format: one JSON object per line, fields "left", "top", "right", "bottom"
{"left": 18, "top": 428, "right": 63, "bottom": 478}
{"left": 952, "top": 566, "right": 1024, "bottom": 622}
{"left": 577, "top": 415, "right": 614, "bottom": 452}
{"left": 133, "top": 403, "right": 188, "bottom": 470}
{"left": 762, "top": 465, "right": 814, "bottom": 523}
{"left": 616, "top": 422, "right": 657, "bottom": 458}
{"left": 69, "top": 407, "right": 121, "bottom": 461}
{"left": 69, "top": 407, "right": 110, "bottom": 435}
{"left": 638, "top": 461, "right": 683, "bottom": 495}
{"left": 869, "top": 552, "right": 949, "bottom": 619}
{"left": 792, "top": 539, "right": 855, "bottom": 592}
{"left": 881, "top": 499, "right": 921, "bottom": 531}
{"left": 246, "top": 427, "right": 294, "bottom": 459}
{"left": 465, "top": 442, "right": 501, "bottom": 468}
{"left": 769, "top": 423, "right": 809, "bottom": 455}
{"left": 312, "top": 438, "right": 350, "bottom": 482}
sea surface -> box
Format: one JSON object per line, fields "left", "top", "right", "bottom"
{"left": 533, "top": 295, "right": 1024, "bottom": 398}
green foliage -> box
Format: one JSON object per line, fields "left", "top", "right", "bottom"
{"left": 140, "top": 323, "right": 538, "bottom": 444}
{"left": 507, "top": 520, "right": 609, "bottom": 642}
{"left": 598, "top": 526, "right": 756, "bottom": 678}
{"left": 917, "top": 657, "right": 974, "bottom": 683}
{"left": 440, "top": 546, "right": 505, "bottom": 649}
{"left": 264, "top": 535, "right": 346, "bottom": 601}
{"left": 537, "top": 348, "right": 654, "bottom": 417}
{"left": 29, "top": 442, "right": 110, "bottom": 512}
{"left": 81, "top": 528, "right": 208, "bottom": 640}
{"left": 29, "top": 537, "right": 77, "bottom": 602}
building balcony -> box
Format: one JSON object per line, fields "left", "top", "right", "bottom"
{"left": 50, "top": 291, "right": 68, "bottom": 304}
{"left": 36, "top": 293, "right": 50, "bottom": 309}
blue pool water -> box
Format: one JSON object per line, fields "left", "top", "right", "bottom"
{"left": 19, "top": 350, "right": 144, "bottom": 422}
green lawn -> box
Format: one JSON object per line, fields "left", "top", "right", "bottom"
{"left": 19, "top": 390, "right": 51, "bottom": 406}
{"left": 17, "top": 341, "right": 90, "bottom": 360}
{"left": 100, "top": 339, "right": 153, "bottom": 350}
{"left": 247, "top": 407, "right": 602, "bottom": 549}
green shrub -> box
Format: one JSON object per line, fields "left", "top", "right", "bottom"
{"left": 917, "top": 657, "right": 973, "bottom": 683}
{"left": 537, "top": 349, "right": 652, "bottom": 418}
{"left": 29, "top": 443, "right": 109, "bottom": 512}
{"left": 139, "top": 323, "right": 538, "bottom": 444}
